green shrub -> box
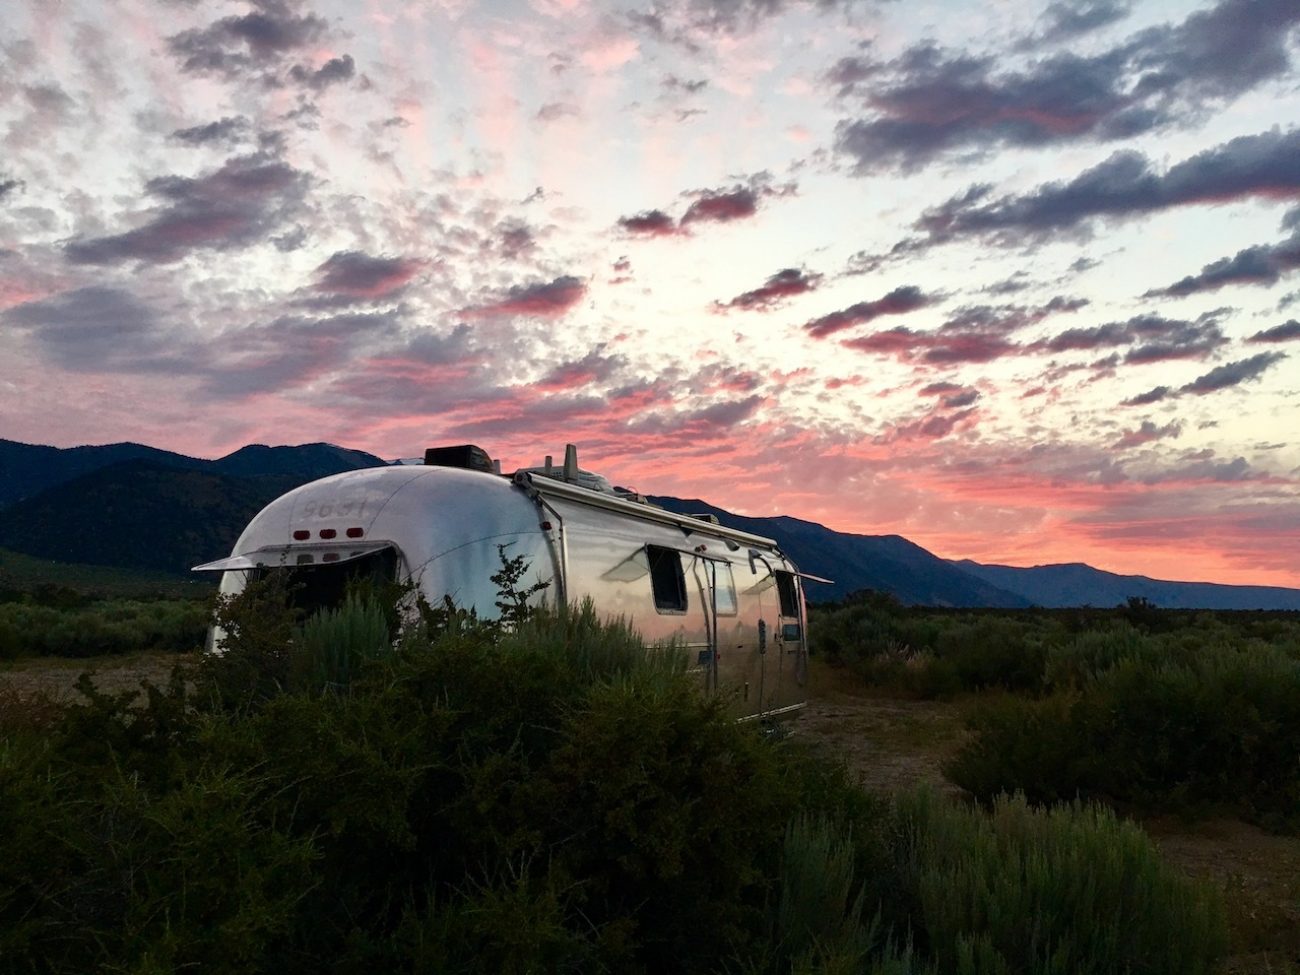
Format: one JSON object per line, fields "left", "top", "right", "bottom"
{"left": 291, "top": 592, "right": 393, "bottom": 691}
{"left": 1, "top": 586, "right": 1238, "bottom": 974}
{"left": 948, "top": 644, "right": 1300, "bottom": 826}
{"left": 896, "top": 789, "right": 1227, "bottom": 975}
{"left": 0, "top": 597, "right": 208, "bottom": 659}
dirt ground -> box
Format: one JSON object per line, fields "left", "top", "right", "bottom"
{"left": 3, "top": 651, "right": 1297, "bottom": 973}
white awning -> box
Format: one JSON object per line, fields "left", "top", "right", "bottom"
{"left": 192, "top": 541, "right": 394, "bottom": 572}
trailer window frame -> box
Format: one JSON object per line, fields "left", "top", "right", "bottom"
{"left": 646, "top": 544, "right": 688, "bottom": 613}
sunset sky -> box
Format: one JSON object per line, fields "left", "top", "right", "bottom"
{"left": 2, "top": 0, "right": 1298, "bottom": 586}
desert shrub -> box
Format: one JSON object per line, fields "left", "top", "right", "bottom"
{"left": 949, "top": 643, "right": 1300, "bottom": 827}
{"left": 0, "top": 597, "right": 208, "bottom": 659}
{"left": 1043, "top": 624, "right": 1147, "bottom": 688}
{"left": 895, "top": 789, "right": 1227, "bottom": 975}
{"left": 2, "top": 583, "right": 1237, "bottom": 974}
{"left": 291, "top": 591, "right": 393, "bottom": 691}
{"left": 812, "top": 603, "right": 1060, "bottom": 697}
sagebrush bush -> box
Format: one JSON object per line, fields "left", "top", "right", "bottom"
{"left": 0, "top": 581, "right": 1236, "bottom": 974}
{"left": 0, "top": 597, "right": 208, "bottom": 659}
{"left": 896, "top": 789, "right": 1227, "bottom": 975}
{"left": 949, "top": 643, "right": 1300, "bottom": 826}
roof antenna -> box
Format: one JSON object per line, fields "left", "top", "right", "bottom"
{"left": 563, "top": 443, "right": 579, "bottom": 482}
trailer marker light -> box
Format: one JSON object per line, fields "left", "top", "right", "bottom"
{"left": 319, "top": 528, "right": 337, "bottom": 539}
{"left": 346, "top": 527, "right": 364, "bottom": 538}
{"left": 323, "top": 552, "right": 340, "bottom": 562}
{"left": 293, "top": 530, "right": 310, "bottom": 540}
{"left": 296, "top": 554, "right": 314, "bottom": 565}
{"left": 540, "top": 521, "right": 553, "bottom": 530}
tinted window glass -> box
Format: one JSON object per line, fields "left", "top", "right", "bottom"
{"left": 715, "top": 562, "right": 737, "bottom": 616}
{"left": 647, "top": 545, "right": 687, "bottom": 612}
{"left": 775, "top": 570, "right": 799, "bottom": 617}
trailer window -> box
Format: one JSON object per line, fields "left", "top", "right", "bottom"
{"left": 255, "top": 547, "right": 399, "bottom": 622}
{"left": 647, "top": 545, "right": 687, "bottom": 612}
{"left": 714, "top": 562, "right": 737, "bottom": 616}
{"left": 775, "top": 571, "right": 799, "bottom": 617}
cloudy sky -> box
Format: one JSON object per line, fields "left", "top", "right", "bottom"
{"left": 2, "top": 0, "right": 1299, "bottom": 586}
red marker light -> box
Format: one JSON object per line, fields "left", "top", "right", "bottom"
{"left": 323, "top": 552, "right": 340, "bottom": 562}
{"left": 346, "top": 527, "right": 363, "bottom": 538}
{"left": 319, "top": 528, "right": 337, "bottom": 539}
{"left": 293, "top": 530, "right": 310, "bottom": 540}
{"left": 540, "top": 521, "right": 553, "bottom": 531}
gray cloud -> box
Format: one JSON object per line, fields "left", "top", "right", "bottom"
{"left": 462, "top": 276, "right": 587, "bottom": 318}
{"left": 1113, "top": 418, "right": 1181, "bottom": 448}
{"left": 833, "top": 0, "right": 1300, "bottom": 173}
{"left": 289, "top": 54, "right": 355, "bottom": 90}
{"left": 169, "top": 0, "right": 328, "bottom": 79}
{"left": 681, "top": 187, "right": 758, "bottom": 224}
{"left": 617, "top": 209, "right": 678, "bottom": 236}
{"left": 915, "top": 127, "right": 1300, "bottom": 246}
{"left": 1181, "top": 351, "right": 1287, "bottom": 395}
{"left": 1035, "top": 0, "right": 1132, "bottom": 42}
{"left": 1248, "top": 319, "right": 1300, "bottom": 343}
{"left": 1149, "top": 213, "right": 1300, "bottom": 297}
{"left": 805, "top": 285, "right": 931, "bottom": 338}
{"left": 172, "top": 116, "right": 250, "bottom": 146}
{"left": 313, "top": 251, "right": 424, "bottom": 299}
{"left": 64, "top": 152, "right": 310, "bottom": 265}
{"left": 718, "top": 267, "right": 821, "bottom": 311}
{"left": 0, "top": 176, "right": 24, "bottom": 202}
{"left": 4, "top": 286, "right": 175, "bottom": 372}
{"left": 1122, "top": 385, "right": 1171, "bottom": 406}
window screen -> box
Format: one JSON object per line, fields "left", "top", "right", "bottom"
{"left": 647, "top": 545, "right": 688, "bottom": 612}
{"left": 775, "top": 571, "right": 799, "bottom": 617}
{"left": 714, "top": 562, "right": 737, "bottom": 616}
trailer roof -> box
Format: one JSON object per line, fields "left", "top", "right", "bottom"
{"left": 513, "top": 471, "right": 782, "bottom": 552}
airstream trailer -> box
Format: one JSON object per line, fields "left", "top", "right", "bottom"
{"left": 194, "top": 444, "right": 818, "bottom": 720}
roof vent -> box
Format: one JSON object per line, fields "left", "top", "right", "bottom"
{"left": 424, "top": 444, "right": 496, "bottom": 473}
{"left": 691, "top": 513, "right": 721, "bottom": 524}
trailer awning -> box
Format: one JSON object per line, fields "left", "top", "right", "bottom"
{"left": 192, "top": 541, "right": 394, "bottom": 572}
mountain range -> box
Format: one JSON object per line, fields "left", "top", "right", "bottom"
{"left": 1, "top": 437, "right": 1297, "bottom": 610}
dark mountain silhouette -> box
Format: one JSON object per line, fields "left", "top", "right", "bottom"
{"left": 949, "top": 560, "right": 1300, "bottom": 611}
{"left": 2, "top": 439, "right": 1298, "bottom": 608}
{"left": 210, "top": 443, "right": 387, "bottom": 480}
{"left": 0, "top": 461, "right": 298, "bottom": 575}
{"left": 0, "top": 439, "right": 207, "bottom": 507}
{"left": 0, "top": 438, "right": 387, "bottom": 509}
{"left": 649, "top": 498, "right": 1030, "bottom": 608}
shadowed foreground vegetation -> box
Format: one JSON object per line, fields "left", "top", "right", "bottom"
{"left": 0, "top": 577, "right": 1230, "bottom": 974}
{"left": 813, "top": 595, "right": 1300, "bottom": 832}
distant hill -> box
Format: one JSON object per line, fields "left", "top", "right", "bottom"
{"left": 0, "top": 441, "right": 388, "bottom": 575}
{"left": 0, "top": 439, "right": 207, "bottom": 507}
{"left": 0, "top": 461, "right": 300, "bottom": 575}
{"left": 650, "top": 498, "right": 1030, "bottom": 608}
{"left": 210, "top": 443, "right": 388, "bottom": 480}
{"left": 2, "top": 438, "right": 1298, "bottom": 608}
{"left": 0, "top": 438, "right": 387, "bottom": 509}
{"left": 949, "top": 560, "right": 1300, "bottom": 611}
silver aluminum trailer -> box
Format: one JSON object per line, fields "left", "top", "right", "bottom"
{"left": 195, "top": 445, "right": 815, "bottom": 719}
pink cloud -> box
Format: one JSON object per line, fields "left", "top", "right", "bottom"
{"left": 461, "top": 275, "right": 586, "bottom": 318}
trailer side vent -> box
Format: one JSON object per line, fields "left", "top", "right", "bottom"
{"left": 424, "top": 444, "right": 496, "bottom": 473}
